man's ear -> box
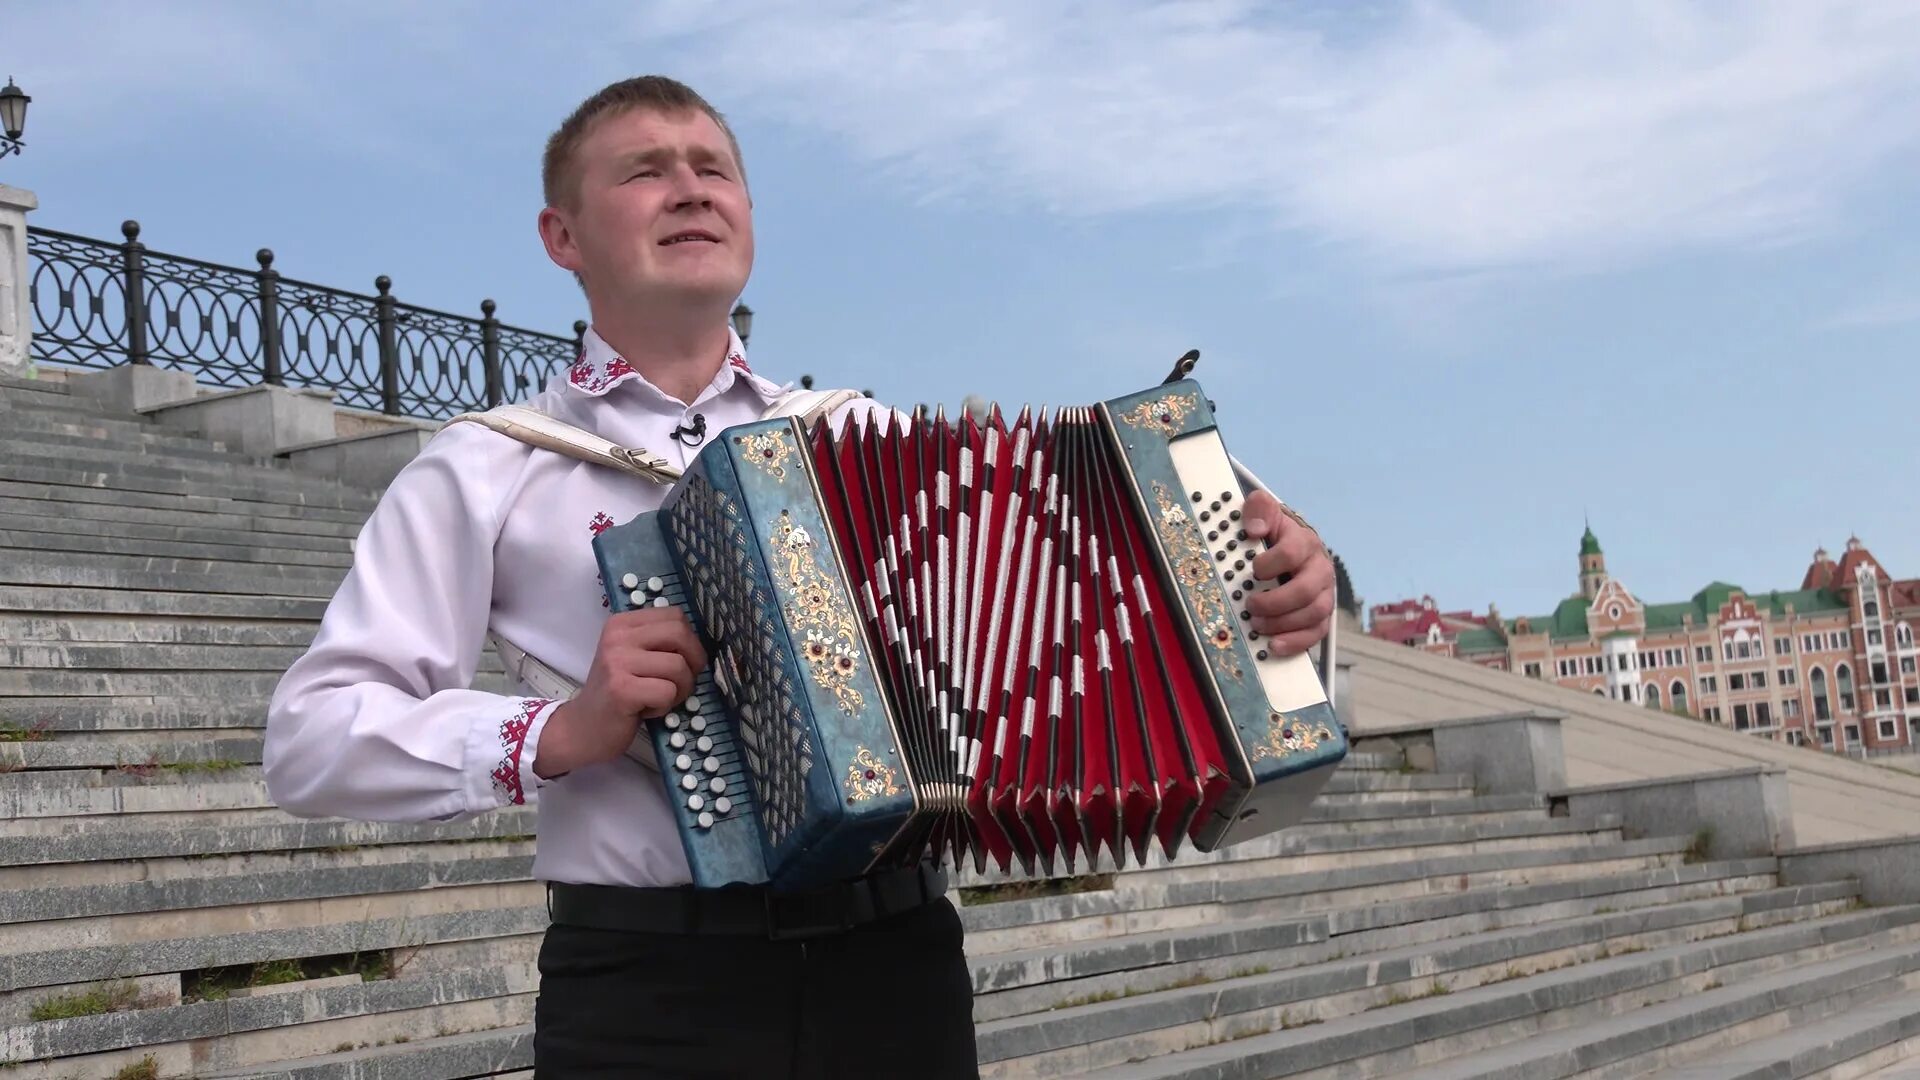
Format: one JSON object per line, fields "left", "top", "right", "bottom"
{"left": 537, "top": 205, "right": 582, "bottom": 274}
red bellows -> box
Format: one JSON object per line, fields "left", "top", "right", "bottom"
{"left": 808, "top": 405, "right": 1232, "bottom": 876}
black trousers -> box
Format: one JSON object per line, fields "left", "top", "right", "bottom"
{"left": 534, "top": 897, "right": 979, "bottom": 1078}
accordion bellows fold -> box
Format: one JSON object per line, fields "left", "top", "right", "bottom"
{"left": 593, "top": 379, "right": 1346, "bottom": 892}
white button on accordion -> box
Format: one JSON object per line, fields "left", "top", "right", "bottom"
{"left": 592, "top": 377, "right": 1346, "bottom": 891}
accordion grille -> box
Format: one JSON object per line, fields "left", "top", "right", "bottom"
{"left": 669, "top": 474, "right": 815, "bottom": 849}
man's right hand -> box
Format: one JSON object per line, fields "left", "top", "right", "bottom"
{"left": 533, "top": 607, "right": 708, "bottom": 779}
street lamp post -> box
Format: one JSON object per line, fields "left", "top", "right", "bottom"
{"left": 0, "top": 78, "right": 29, "bottom": 161}
{"left": 730, "top": 302, "right": 753, "bottom": 346}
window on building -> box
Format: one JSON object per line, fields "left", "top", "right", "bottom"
{"left": 1784, "top": 698, "right": 1801, "bottom": 718}
{"left": 1880, "top": 718, "right": 1900, "bottom": 740}
{"left": 1832, "top": 631, "right": 1851, "bottom": 650}
{"left": 1646, "top": 683, "right": 1662, "bottom": 708}
{"left": 1696, "top": 645, "right": 1713, "bottom": 663}
{"left": 1666, "top": 648, "right": 1685, "bottom": 667}
{"left": 1729, "top": 673, "right": 1747, "bottom": 691}
{"left": 1907, "top": 687, "right": 1919, "bottom": 706}
{"left": 1803, "top": 634, "right": 1821, "bottom": 653}
{"left": 1869, "top": 629, "right": 1883, "bottom": 647}
{"left": 1734, "top": 703, "right": 1750, "bottom": 730}
{"left": 1873, "top": 661, "right": 1889, "bottom": 684}
{"left": 1838, "top": 664, "right": 1856, "bottom": 712}
{"left": 1812, "top": 667, "right": 1831, "bottom": 721}
{"left": 1778, "top": 667, "right": 1797, "bottom": 686}
{"left": 1865, "top": 599, "right": 1880, "bottom": 618}
{"left": 1820, "top": 725, "right": 1834, "bottom": 746}
{"left": 1752, "top": 670, "right": 1767, "bottom": 689}
{"left": 1523, "top": 662, "right": 1542, "bottom": 679}
{"left": 1672, "top": 680, "right": 1689, "bottom": 714}
{"left": 1903, "top": 656, "right": 1916, "bottom": 675}
{"left": 1699, "top": 676, "right": 1717, "bottom": 696}
{"left": 1898, "top": 623, "right": 1915, "bottom": 650}
{"left": 1706, "top": 706, "right": 1723, "bottom": 723}
{"left": 1874, "top": 688, "right": 1892, "bottom": 709}
{"left": 1755, "top": 702, "right": 1772, "bottom": 727}
{"left": 1846, "top": 723, "right": 1861, "bottom": 743}
{"left": 1775, "top": 637, "right": 1793, "bottom": 656}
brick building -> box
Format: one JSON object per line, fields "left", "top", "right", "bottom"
{"left": 1370, "top": 529, "right": 1920, "bottom": 755}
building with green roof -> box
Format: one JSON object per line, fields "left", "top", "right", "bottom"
{"left": 1370, "top": 529, "right": 1920, "bottom": 758}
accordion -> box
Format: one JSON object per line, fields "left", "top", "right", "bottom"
{"left": 592, "top": 379, "right": 1346, "bottom": 891}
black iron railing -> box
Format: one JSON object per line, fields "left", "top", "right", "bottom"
{"left": 27, "top": 221, "right": 586, "bottom": 419}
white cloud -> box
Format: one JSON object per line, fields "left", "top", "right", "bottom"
{"left": 628, "top": 0, "right": 1920, "bottom": 275}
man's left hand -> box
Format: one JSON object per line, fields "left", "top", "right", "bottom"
{"left": 1241, "top": 490, "right": 1335, "bottom": 657}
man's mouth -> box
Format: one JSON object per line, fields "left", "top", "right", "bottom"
{"left": 660, "top": 230, "right": 720, "bottom": 246}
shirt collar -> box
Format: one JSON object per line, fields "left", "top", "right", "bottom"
{"left": 563, "top": 325, "right": 787, "bottom": 406}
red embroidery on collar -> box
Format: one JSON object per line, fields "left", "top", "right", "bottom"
{"left": 569, "top": 355, "right": 636, "bottom": 395}
{"left": 490, "top": 698, "right": 552, "bottom": 806}
{"left": 727, "top": 349, "right": 751, "bottom": 374}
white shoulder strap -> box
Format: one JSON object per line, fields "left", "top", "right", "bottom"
{"left": 444, "top": 404, "right": 682, "bottom": 484}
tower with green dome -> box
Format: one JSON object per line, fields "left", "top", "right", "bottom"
{"left": 1579, "top": 523, "right": 1607, "bottom": 600}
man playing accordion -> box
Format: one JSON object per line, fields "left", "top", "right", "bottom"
{"left": 265, "top": 75, "right": 1337, "bottom": 1079}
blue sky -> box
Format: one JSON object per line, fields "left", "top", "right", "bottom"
{"left": 9, "top": 0, "right": 1919, "bottom": 619}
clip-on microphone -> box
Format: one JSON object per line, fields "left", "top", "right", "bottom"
{"left": 671, "top": 413, "right": 708, "bottom": 446}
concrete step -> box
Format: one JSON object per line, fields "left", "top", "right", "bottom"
{"left": 1317, "top": 770, "right": 1474, "bottom": 797}
{"left": 0, "top": 527, "right": 356, "bottom": 569}
{"left": 0, "top": 584, "right": 328, "bottom": 621}
{"left": 967, "top": 849, "right": 1775, "bottom": 1004}
{"left": 0, "top": 476, "right": 371, "bottom": 526}
{"left": 0, "top": 408, "right": 255, "bottom": 455}
{"left": 1069, "top": 908, "right": 1920, "bottom": 1080}
{"left": 0, "top": 807, "right": 537, "bottom": 869}
{"left": 1646, "top": 987, "right": 1920, "bottom": 1078}
{"left": 2, "top": 425, "right": 282, "bottom": 471}
{"left": 0, "top": 509, "right": 354, "bottom": 557}
{"left": 975, "top": 881, "right": 1863, "bottom": 1077}
{"left": 196, "top": 1025, "right": 534, "bottom": 1080}
{"left": 0, "top": 460, "right": 378, "bottom": 514}
{"left": 0, "top": 491, "right": 364, "bottom": 539}
{"left": 2, "top": 438, "right": 379, "bottom": 500}
{"left": 0, "top": 666, "right": 510, "bottom": 703}
{"left": 0, "top": 831, "right": 526, "bottom": 895}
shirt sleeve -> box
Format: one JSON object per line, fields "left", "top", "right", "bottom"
{"left": 264, "top": 424, "right": 563, "bottom": 823}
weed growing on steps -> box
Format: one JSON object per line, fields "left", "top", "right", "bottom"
{"left": 0, "top": 720, "right": 50, "bottom": 742}
{"left": 958, "top": 873, "right": 1118, "bottom": 906}
{"left": 111, "top": 1057, "right": 158, "bottom": 1080}
{"left": 30, "top": 981, "right": 150, "bottom": 1021}
{"left": 1683, "top": 827, "right": 1715, "bottom": 864}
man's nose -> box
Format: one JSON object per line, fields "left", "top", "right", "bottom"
{"left": 667, "top": 164, "right": 713, "bottom": 208}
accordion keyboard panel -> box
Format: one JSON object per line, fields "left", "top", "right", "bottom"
{"left": 667, "top": 475, "right": 816, "bottom": 853}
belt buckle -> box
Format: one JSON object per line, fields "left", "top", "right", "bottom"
{"left": 764, "top": 887, "right": 849, "bottom": 941}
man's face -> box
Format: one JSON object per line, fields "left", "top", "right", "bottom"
{"left": 554, "top": 107, "right": 753, "bottom": 310}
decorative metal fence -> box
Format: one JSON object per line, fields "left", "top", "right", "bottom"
{"left": 27, "top": 221, "right": 586, "bottom": 419}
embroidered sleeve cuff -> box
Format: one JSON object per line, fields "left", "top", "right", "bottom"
{"left": 475, "top": 696, "right": 559, "bottom": 810}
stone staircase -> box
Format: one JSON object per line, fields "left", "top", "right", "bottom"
{"left": 4, "top": 369, "right": 1919, "bottom": 1079}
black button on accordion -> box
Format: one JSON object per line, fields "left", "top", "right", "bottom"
{"left": 592, "top": 378, "right": 1346, "bottom": 891}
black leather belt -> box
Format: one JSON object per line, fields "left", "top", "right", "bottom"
{"left": 547, "top": 862, "right": 948, "bottom": 941}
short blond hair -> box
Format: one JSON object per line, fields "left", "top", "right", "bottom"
{"left": 542, "top": 76, "right": 747, "bottom": 209}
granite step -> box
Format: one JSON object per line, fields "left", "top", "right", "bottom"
{"left": 1071, "top": 908, "right": 1920, "bottom": 1080}
{"left": 1, "top": 642, "right": 317, "bottom": 671}
{"left": 0, "top": 807, "right": 537, "bottom": 869}
{"left": 0, "top": 409, "right": 254, "bottom": 454}
{"left": 976, "top": 881, "right": 1863, "bottom": 1077}
{"left": 0, "top": 584, "right": 329, "bottom": 620}
{"left": 0, "top": 667, "right": 510, "bottom": 701}
{"left": 1, "top": 426, "right": 288, "bottom": 470}
{"left": 1367, "top": 929, "right": 1920, "bottom": 1080}
{"left": 0, "top": 527, "right": 357, "bottom": 568}
{"left": 968, "top": 848, "right": 1774, "bottom": 1002}
{"left": 0, "top": 492, "right": 364, "bottom": 538}
{"left": 961, "top": 835, "right": 1692, "bottom": 967}
{"left": 0, "top": 511, "right": 355, "bottom": 559}
{"left": 2, "top": 963, "right": 537, "bottom": 1075}
{"left": 0, "top": 832, "right": 528, "bottom": 895}
{"left": 196, "top": 1025, "right": 534, "bottom": 1080}
{"left": 0, "top": 554, "right": 345, "bottom": 601}
{"left": 0, "top": 442, "right": 382, "bottom": 510}
{"left": 1317, "top": 770, "right": 1473, "bottom": 797}
{"left": 1, "top": 843, "right": 536, "bottom": 923}
{"left": 0, "top": 614, "right": 320, "bottom": 646}
{"left": 0, "top": 476, "right": 371, "bottom": 525}
{"left": 0, "top": 460, "right": 378, "bottom": 514}
{"left": 1647, "top": 988, "right": 1920, "bottom": 1078}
